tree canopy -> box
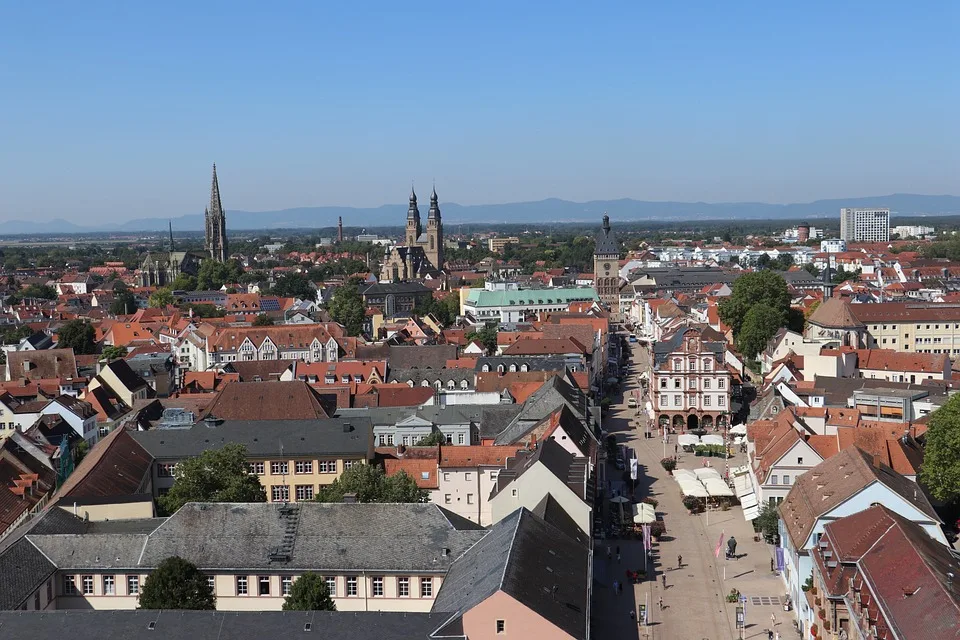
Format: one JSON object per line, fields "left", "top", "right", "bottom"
{"left": 253, "top": 314, "right": 275, "bottom": 326}
{"left": 57, "top": 320, "right": 96, "bottom": 354}
{"left": 466, "top": 324, "right": 498, "bottom": 355}
{"left": 100, "top": 345, "right": 128, "bottom": 361}
{"left": 282, "top": 572, "right": 336, "bottom": 611}
{"left": 109, "top": 290, "right": 138, "bottom": 315}
{"left": 315, "top": 463, "right": 426, "bottom": 504}
{"left": 415, "top": 431, "right": 447, "bottom": 446}
{"left": 920, "top": 393, "right": 960, "bottom": 502}
{"left": 269, "top": 273, "right": 316, "bottom": 300}
{"left": 138, "top": 556, "right": 216, "bottom": 610}
{"left": 197, "top": 259, "right": 244, "bottom": 290}
{"left": 718, "top": 271, "right": 792, "bottom": 336}
{"left": 736, "top": 304, "right": 783, "bottom": 359}
{"left": 148, "top": 287, "right": 174, "bottom": 308}
{"left": 328, "top": 282, "right": 365, "bottom": 337}
{"left": 158, "top": 443, "right": 266, "bottom": 514}
{"left": 414, "top": 292, "right": 460, "bottom": 327}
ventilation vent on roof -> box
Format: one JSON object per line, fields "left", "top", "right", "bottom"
{"left": 147, "top": 621, "right": 156, "bottom": 630}
{"left": 304, "top": 623, "right": 312, "bottom": 632}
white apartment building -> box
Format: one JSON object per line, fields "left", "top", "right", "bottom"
{"left": 840, "top": 207, "right": 890, "bottom": 243}
{"left": 890, "top": 225, "right": 934, "bottom": 239}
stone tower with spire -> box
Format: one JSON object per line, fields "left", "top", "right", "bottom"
{"left": 426, "top": 185, "right": 444, "bottom": 270}
{"left": 593, "top": 214, "right": 620, "bottom": 306}
{"left": 204, "top": 163, "right": 229, "bottom": 262}
{"left": 405, "top": 187, "right": 422, "bottom": 247}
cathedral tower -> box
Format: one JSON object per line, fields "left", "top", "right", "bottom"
{"left": 405, "top": 187, "right": 421, "bottom": 247}
{"left": 204, "top": 163, "right": 229, "bottom": 262}
{"left": 426, "top": 185, "right": 444, "bottom": 270}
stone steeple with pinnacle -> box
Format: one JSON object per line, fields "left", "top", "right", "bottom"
{"left": 168, "top": 220, "right": 174, "bottom": 252}
{"left": 426, "top": 185, "right": 444, "bottom": 270}
{"left": 405, "top": 186, "right": 422, "bottom": 246}
{"left": 204, "top": 163, "right": 229, "bottom": 262}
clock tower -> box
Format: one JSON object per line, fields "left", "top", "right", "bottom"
{"left": 593, "top": 214, "right": 620, "bottom": 308}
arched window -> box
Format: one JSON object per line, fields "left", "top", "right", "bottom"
{"left": 421, "top": 380, "right": 430, "bottom": 387}
{"left": 447, "top": 380, "right": 455, "bottom": 389}
{"left": 520, "top": 364, "right": 528, "bottom": 372}
{"left": 481, "top": 364, "right": 490, "bottom": 372}
{"left": 509, "top": 364, "right": 517, "bottom": 372}
{"left": 497, "top": 365, "right": 505, "bottom": 374}
{"left": 435, "top": 380, "right": 443, "bottom": 390}
{"left": 460, "top": 380, "right": 469, "bottom": 389}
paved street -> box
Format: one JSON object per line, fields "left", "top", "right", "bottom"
{"left": 592, "top": 342, "right": 794, "bottom": 640}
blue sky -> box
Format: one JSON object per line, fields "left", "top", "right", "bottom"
{"left": 1, "top": 2, "right": 957, "bottom": 223}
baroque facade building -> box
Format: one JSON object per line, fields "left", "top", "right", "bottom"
{"left": 205, "top": 163, "right": 229, "bottom": 262}
{"left": 380, "top": 187, "right": 444, "bottom": 282}
{"left": 651, "top": 327, "right": 733, "bottom": 431}
{"left": 593, "top": 214, "right": 619, "bottom": 306}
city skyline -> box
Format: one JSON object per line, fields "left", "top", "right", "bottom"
{"left": 1, "top": 2, "right": 957, "bottom": 223}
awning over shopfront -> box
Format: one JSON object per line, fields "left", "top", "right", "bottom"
{"left": 732, "top": 467, "right": 760, "bottom": 521}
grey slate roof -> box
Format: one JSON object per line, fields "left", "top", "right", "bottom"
{"left": 475, "top": 356, "right": 569, "bottom": 372}
{"left": 476, "top": 405, "right": 523, "bottom": 440}
{"left": 493, "top": 374, "right": 586, "bottom": 445}
{"left": 491, "top": 438, "right": 588, "bottom": 500}
{"left": 138, "top": 502, "right": 487, "bottom": 572}
{"left": 431, "top": 508, "right": 589, "bottom": 639}
{"left": 387, "top": 368, "right": 475, "bottom": 387}
{"left": 532, "top": 493, "right": 589, "bottom": 547}
{"left": 130, "top": 418, "right": 372, "bottom": 460}
{"left": 0, "top": 610, "right": 453, "bottom": 640}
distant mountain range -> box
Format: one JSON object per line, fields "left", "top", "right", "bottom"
{"left": 2, "top": 193, "right": 959, "bottom": 234}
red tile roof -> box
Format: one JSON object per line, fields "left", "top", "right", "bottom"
{"left": 439, "top": 445, "right": 521, "bottom": 468}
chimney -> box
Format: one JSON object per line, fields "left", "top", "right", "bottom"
{"left": 342, "top": 492, "right": 358, "bottom": 504}
{"left": 441, "top": 547, "right": 450, "bottom": 557}
{"left": 342, "top": 422, "right": 353, "bottom": 433}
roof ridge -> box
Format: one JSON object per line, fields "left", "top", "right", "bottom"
{"left": 499, "top": 509, "right": 525, "bottom": 591}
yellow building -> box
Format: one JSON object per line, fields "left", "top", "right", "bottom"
{"left": 488, "top": 236, "right": 519, "bottom": 253}
{"left": 132, "top": 417, "right": 373, "bottom": 503}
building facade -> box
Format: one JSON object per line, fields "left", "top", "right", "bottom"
{"left": 379, "top": 188, "right": 444, "bottom": 281}
{"left": 839, "top": 207, "right": 889, "bottom": 243}
{"left": 593, "top": 214, "right": 620, "bottom": 307}
{"left": 651, "top": 327, "right": 733, "bottom": 431}
{"left": 205, "top": 163, "right": 229, "bottom": 262}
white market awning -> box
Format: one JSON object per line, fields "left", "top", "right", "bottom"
{"left": 632, "top": 502, "right": 657, "bottom": 524}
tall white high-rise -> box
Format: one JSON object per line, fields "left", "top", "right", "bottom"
{"left": 840, "top": 208, "right": 889, "bottom": 243}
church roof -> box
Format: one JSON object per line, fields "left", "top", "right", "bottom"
{"left": 807, "top": 298, "right": 864, "bottom": 329}
{"left": 594, "top": 215, "right": 619, "bottom": 256}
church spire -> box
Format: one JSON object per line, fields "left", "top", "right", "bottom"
{"left": 168, "top": 220, "right": 174, "bottom": 252}
{"left": 209, "top": 163, "right": 223, "bottom": 218}
{"left": 204, "top": 163, "right": 228, "bottom": 262}
{"left": 428, "top": 185, "right": 441, "bottom": 220}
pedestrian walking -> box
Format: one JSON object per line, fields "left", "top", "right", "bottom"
{"left": 629, "top": 609, "right": 636, "bottom": 621}
{"left": 613, "top": 579, "right": 619, "bottom": 595}
{"left": 658, "top": 596, "right": 664, "bottom": 610}
{"left": 774, "top": 632, "right": 780, "bottom": 640}
{"left": 770, "top": 613, "right": 777, "bottom": 628}
{"left": 661, "top": 573, "right": 666, "bottom": 588}
{"left": 677, "top": 554, "right": 682, "bottom": 569}
{"left": 617, "top": 552, "right": 621, "bottom": 563}
{"left": 674, "top": 443, "right": 678, "bottom": 456}
{"left": 607, "top": 545, "right": 612, "bottom": 560}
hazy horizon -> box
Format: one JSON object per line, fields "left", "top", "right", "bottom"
{"left": 1, "top": 3, "right": 957, "bottom": 224}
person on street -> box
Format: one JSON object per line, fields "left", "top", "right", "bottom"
{"left": 629, "top": 609, "right": 636, "bottom": 621}
{"left": 607, "top": 545, "right": 612, "bottom": 560}
{"left": 678, "top": 554, "right": 682, "bottom": 568}
{"left": 613, "top": 579, "right": 619, "bottom": 595}
{"left": 658, "top": 596, "right": 664, "bottom": 610}
{"left": 661, "top": 573, "right": 666, "bottom": 588}
{"left": 770, "top": 613, "right": 777, "bottom": 628}
{"left": 617, "top": 552, "right": 621, "bottom": 563}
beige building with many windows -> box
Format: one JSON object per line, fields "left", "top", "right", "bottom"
{"left": 651, "top": 326, "right": 734, "bottom": 432}
{"left": 850, "top": 302, "right": 960, "bottom": 355}
{"left": 131, "top": 418, "right": 373, "bottom": 503}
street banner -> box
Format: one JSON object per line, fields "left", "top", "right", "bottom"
{"left": 630, "top": 458, "right": 638, "bottom": 480}
{"left": 642, "top": 524, "right": 651, "bottom": 551}
{"left": 776, "top": 547, "right": 785, "bottom": 572}
{"left": 715, "top": 530, "right": 725, "bottom": 558}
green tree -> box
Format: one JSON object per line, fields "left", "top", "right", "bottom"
{"left": 57, "top": 320, "right": 96, "bottom": 354}
{"left": 148, "top": 287, "right": 174, "bottom": 308}
{"left": 920, "top": 393, "right": 960, "bottom": 502}
{"left": 755, "top": 502, "right": 780, "bottom": 541}
{"left": 171, "top": 274, "right": 198, "bottom": 291}
{"left": 100, "top": 345, "right": 128, "bottom": 361}
{"left": 315, "top": 463, "right": 426, "bottom": 504}
{"left": 802, "top": 262, "right": 820, "bottom": 277}
{"left": 110, "top": 290, "right": 137, "bottom": 315}
{"left": 415, "top": 431, "right": 447, "bottom": 446}
{"left": 736, "top": 304, "right": 783, "bottom": 359}
{"left": 138, "top": 556, "right": 216, "bottom": 610}
{"left": 466, "top": 324, "right": 498, "bottom": 355}
{"left": 270, "top": 273, "right": 315, "bottom": 300}
{"left": 718, "top": 271, "right": 791, "bottom": 336}
{"left": 282, "top": 572, "right": 336, "bottom": 611}
{"left": 328, "top": 282, "right": 365, "bottom": 337}
{"left": 158, "top": 443, "right": 266, "bottom": 514}
{"left": 196, "top": 259, "right": 244, "bottom": 290}
{"left": 253, "top": 314, "right": 274, "bottom": 326}
{"left": 180, "top": 303, "right": 226, "bottom": 318}
{"left": 17, "top": 284, "right": 58, "bottom": 300}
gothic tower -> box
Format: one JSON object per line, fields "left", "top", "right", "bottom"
{"left": 405, "top": 187, "right": 421, "bottom": 246}
{"left": 426, "top": 186, "right": 444, "bottom": 270}
{"left": 337, "top": 216, "right": 344, "bottom": 243}
{"left": 593, "top": 214, "right": 620, "bottom": 307}
{"left": 205, "top": 163, "right": 229, "bottom": 262}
